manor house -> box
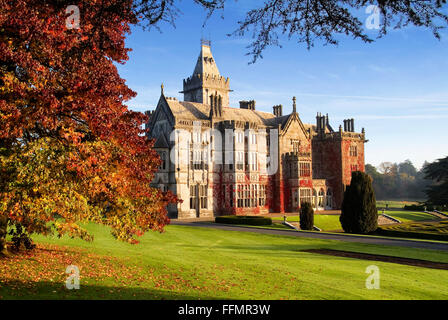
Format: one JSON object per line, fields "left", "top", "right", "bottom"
{"left": 146, "top": 41, "right": 366, "bottom": 219}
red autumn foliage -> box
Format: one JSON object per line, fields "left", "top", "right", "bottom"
{"left": 0, "top": 0, "right": 177, "bottom": 244}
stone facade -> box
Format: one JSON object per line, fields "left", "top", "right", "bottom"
{"left": 146, "top": 42, "right": 367, "bottom": 219}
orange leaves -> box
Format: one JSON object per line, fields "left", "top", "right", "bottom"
{"left": 1, "top": 0, "right": 177, "bottom": 245}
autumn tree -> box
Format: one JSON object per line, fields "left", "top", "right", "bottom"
{"left": 0, "top": 0, "right": 179, "bottom": 251}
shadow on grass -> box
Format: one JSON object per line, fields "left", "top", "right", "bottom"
{"left": 0, "top": 279, "right": 221, "bottom": 300}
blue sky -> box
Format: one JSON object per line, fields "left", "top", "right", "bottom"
{"left": 116, "top": 1, "right": 448, "bottom": 170}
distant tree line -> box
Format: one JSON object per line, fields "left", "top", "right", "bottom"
{"left": 365, "top": 160, "right": 430, "bottom": 200}
{"left": 366, "top": 157, "right": 448, "bottom": 206}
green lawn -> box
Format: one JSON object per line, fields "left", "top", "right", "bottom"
{"left": 377, "top": 220, "right": 448, "bottom": 242}
{"left": 376, "top": 200, "right": 421, "bottom": 209}
{"left": 383, "top": 210, "right": 437, "bottom": 223}
{"left": 272, "top": 215, "right": 342, "bottom": 231}
{"left": 271, "top": 210, "right": 438, "bottom": 232}
{"left": 2, "top": 222, "right": 448, "bottom": 299}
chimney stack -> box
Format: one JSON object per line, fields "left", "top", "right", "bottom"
{"left": 273, "top": 104, "right": 283, "bottom": 117}
{"left": 239, "top": 100, "right": 256, "bottom": 110}
{"left": 343, "top": 119, "right": 355, "bottom": 132}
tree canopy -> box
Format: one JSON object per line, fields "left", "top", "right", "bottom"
{"left": 366, "top": 160, "right": 430, "bottom": 200}
{"left": 424, "top": 156, "right": 448, "bottom": 205}
{"left": 0, "top": 0, "right": 176, "bottom": 246}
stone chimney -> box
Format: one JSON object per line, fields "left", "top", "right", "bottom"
{"left": 239, "top": 100, "right": 256, "bottom": 110}
{"left": 343, "top": 118, "right": 355, "bottom": 132}
{"left": 273, "top": 104, "right": 283, "bottom": 117}
{"left": 316, "top": 112, "right": 326, "bottom": 134}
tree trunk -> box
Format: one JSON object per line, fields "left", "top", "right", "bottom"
{"left": 0, "top": 215, "right": 7, "bottom": 255}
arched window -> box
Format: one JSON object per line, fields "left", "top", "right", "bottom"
{"left": 318, "top": 188, "right": 325, "bottom": 208}
{"left": 161, "top": 152, "right": 166, "bottom": 170}
{"left": 326, "top": 188, "right": 333, "bottom": 208}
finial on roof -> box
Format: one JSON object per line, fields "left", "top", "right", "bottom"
{"left": 201, "top": 38, "right": 211, "bottom": 47}
{"left": 292, "top": 96, "right": 297, "bottom": 113}
{"left": 161, "top": 83, "right": 164, "bottom": 95}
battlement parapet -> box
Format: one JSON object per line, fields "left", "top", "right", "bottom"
{"left": 183, "top": 73, "right": 230, "bottom": 92}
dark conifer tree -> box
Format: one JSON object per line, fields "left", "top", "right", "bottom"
{"left": 340, "top": 171, "right": 378, "bottom": 234}
{"left": 300, "top": 202, "right": 314, "bottom": 230}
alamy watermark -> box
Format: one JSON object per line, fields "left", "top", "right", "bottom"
{"left": 365, "top": 5, "right": 381, "bottom": 30}
{"left": 65, "top": 5, "right": 80, "bottom": 30}
{"left": 168, "top": 122, "right": 279, "bottom": 175}
{"left": 365, "top": 265, "right": 380, "bottom": 289}
{"left": 65, "top": 265, "right": 80, "bottom": 290}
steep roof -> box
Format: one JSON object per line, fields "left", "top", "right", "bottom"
{"left": 192, "top": 44, "right": 221, "bottom": 76}
{"left": 162, "top": 98, "right": 322, "bottom": 131}
{"left": 153, "top": 133, "right": 169, "bottom": 148}
{"left": 164, "top": 98, "right": 278, "bottom": 125}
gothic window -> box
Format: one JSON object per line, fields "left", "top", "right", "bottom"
{"left": 236, "top": 152, "right": 244, "bottom": 170}
{"left": 251, "top": 133, "right": 257, "bottom": 144}
{"left": 259, "top": 185, "right": 266, "bottom": 206}
{"left": 299, "top": 162, "right": 311, "bottom": 177}
{"left": 291, "top": 139, "right": 300, "bottom": 153}
{"left": 190, "top": 185, "right": 197, "bottom": 210}
{"left": 318, "top": 189, "right": 325, "bottom": 207}
{"left": 160, "top": 152, "right": 166, "bottom": 170}
{"left": 250, "top": 152, "right": 258, "bottom": 171}
{"left": 300, "top": 188, "right": 312, "bottom": 206}
{"left": 326, "top": 188, "right": 333, "bottom": 208}
{"left": 350, "top": 145, "right": 358, "bottom": 157}
{"left": 351, "top": 164, "right": 358, "bottom": 172}
{"left": 191, "top": 150, "right": 204, "bottom": 170}
{"left": 200, "top": 185, "right": 207, "bottom": 209}
{"left": 237, "top": 184, "right": 243, "bottom": 208}
{"left": 236, "top": 132, "right": 243, "bottom": 144}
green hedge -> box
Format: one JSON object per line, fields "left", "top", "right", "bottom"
{"left": 404, "top": 204, "right": 447, "bottom": 211}
{"left": 215, "top": 215, "right": 272, "bottom": 226}
{"left": 403, "top": 204, "right": 425, "bottom": 211}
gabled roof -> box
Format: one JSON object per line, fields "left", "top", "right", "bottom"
{"left": 280, "top": 112, "right": 311, "bottom": 139}
{"left": 164, "top": 98, "right": 281, "bottom": 126}
{"left": 153, "top": 132, "right": 169, "bottom": 149}
{"left": 159, "top": 97, "right": 324, "bottom": 135}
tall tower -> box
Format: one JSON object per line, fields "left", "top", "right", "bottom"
{"left": 181, "top": 40, "right": 231, "bottom": 108}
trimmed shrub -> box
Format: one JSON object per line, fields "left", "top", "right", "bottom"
{"left": 404, "top": 204, "right": 446, "bottom": 211}
{"left": 404, "top": 204, "right": 425, "bottom": 211}
{"left": 340, "top": 171, "right": 378, "bottom": 234}
{"left": 299, "top": 202, "right": 314, "bottom": 230}
{"left": 215, "top": 215, "right": 272, "bottom": 226}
